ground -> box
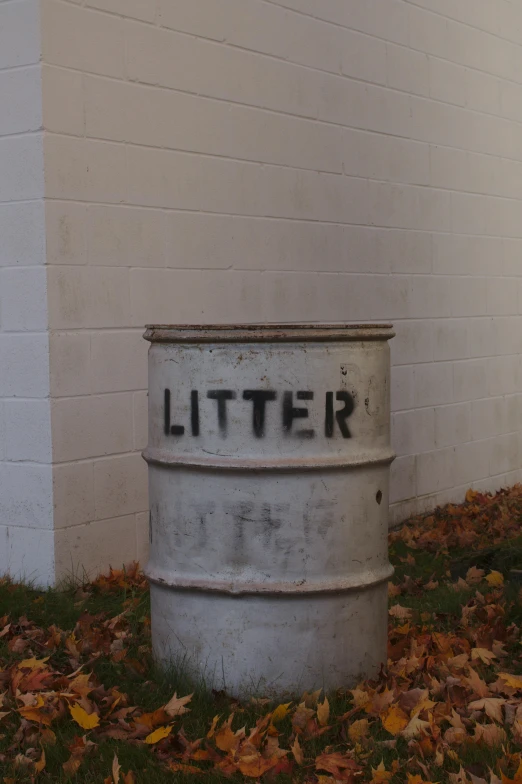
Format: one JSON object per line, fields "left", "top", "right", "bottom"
{"left": 1, "top": 486, "right": 522, "bottom": 783}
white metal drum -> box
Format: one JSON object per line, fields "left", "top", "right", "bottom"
{"left": 143, "top": 324, "right": 395, "bottom": 697}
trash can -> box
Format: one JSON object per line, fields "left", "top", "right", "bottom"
{"left": 143, "top": 323, "right": 395, "bottom": 697}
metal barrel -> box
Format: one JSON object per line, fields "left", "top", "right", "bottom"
{"left": 143, "top": 324, "right": 395, "bottom": 697}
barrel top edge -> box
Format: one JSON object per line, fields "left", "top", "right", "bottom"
{"left": 144, "top": 323, "right": 395, "bottom": 343}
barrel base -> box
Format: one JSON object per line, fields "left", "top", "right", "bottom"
{"left": 150, "top": 582, "right": 388, "bottom": 698}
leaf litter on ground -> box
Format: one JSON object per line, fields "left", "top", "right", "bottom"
{"left": 0, "top": 486, "right": 522, "bottom": 782}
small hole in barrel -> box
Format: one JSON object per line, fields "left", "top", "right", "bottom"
{"left": 376, "top": 490, "right": 383, "bottom": 505}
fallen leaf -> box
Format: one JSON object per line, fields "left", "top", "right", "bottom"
{"left": 401, "top": 714, "right": 431, "bottom": 739}
{"left": 499, "top": 673, "right": 522, "bottom": 690}
{"left": 164, "top": 692, "right": 192, "bottom": 718}
{"left": 382, "top": 705, "right": 409, "bottom": 736}
{"left": 112, "top": 754, "right": 120, "bottom": 784}
{"left": 34, "top": 749, "right": 46, "bottom": 774}
{"left": 389, "top": 604, "right": 412, "bottom": 620}
{"left": 271, "top": 702, "right": 292, "bottom": 723}
{"left": 468, "top": 698, "right": 506, "bottom": 723}
{"left": 371, "top": 760, "right": 393, "bottom": 783}
{"left": 291, "top": 736, "right": 304, "bottom": 765}
{"left": 167, "top": 762, "right": 203, "bottom": 775}
{"left": 348, "top": 718, "right": 370, "bottom": 742}
{"left": 486, "top": 571, "right": 504, "bottom": 587}
{"left": 317, "top": 697, "right": 330, "bottom": 727}
{"left": 472, "top": 648, "right": 497, "bottom": 665}
{"left": 473, "top": 723, "right": 507, "bottom": 747}
{"left": 69, "top": 703, "right": 100, "bottom": 730}
{"left": 144, "top": 725, "right": 173, "bottom": 744}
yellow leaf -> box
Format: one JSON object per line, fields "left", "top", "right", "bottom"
{"left": 348, "top": 718, "right": 369, "bottom": 743}
{"left": 145, "top": 725, "right": 173, "bottom": 744}
{"left": 19, "top": 657, "right": 50, "bottom": 671}
{"left": 472, "top": 648, "right": 497, "bottom": 665}
{"left": 499, "top": 673, "right": 522, "bottom": 690}
{"left": 163, "top": 692, "right": 192, "bottom": 718}
{"left": 291, "top": 736, "right": 304, "bottom": 765}
{"left": 317, "top": 697, "right": 330, "bottom": 727}
{"left": 112, "top": 754, "right": 121, "bottom": 784}
{"left": 401, "top": 714, "right": 431, "bottom": 739}
{"left": 382, "top": 705, "right": 409, "bottom": 736}
{"left": 468, "top": 698, "right": 505, "bottom": 723}
{"left": 486, "top": 571, "right": 504, "bottom": 587}
{"left": 271, "top": 702, "right": 292, "bottom": 724}
{"left": 69, "top": 703, "right": 100, "bottom": 730}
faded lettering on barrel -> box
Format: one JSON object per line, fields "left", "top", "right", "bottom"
{"left": 162, "top": 387, "right": 356, "bottom": 438}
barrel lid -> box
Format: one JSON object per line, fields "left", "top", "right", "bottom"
{"left": 144, "top": 323, "right": 395, "bottom": 343}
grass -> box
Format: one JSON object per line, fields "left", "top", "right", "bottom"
{"left": 1, "top": 489, "right": 522, "bottom": 782}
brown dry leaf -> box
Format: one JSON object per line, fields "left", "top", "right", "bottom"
{"left": 370, "top": 687, "right": 396, "bottom": 715}
{"left": 111, "top": 753, "right": 121, "bottom": 784}
{"left": 237, "top": 753, "right": 282, "bottom": 778}
{"left": 448, "top": 767, "right": 469, "bottom": 784}
{"left": 512, "top": 720, "right": 522, "bottom": 745}
{"left": 382, "top": 705, "right": 409, "bottom": 736}
{"left": 315, "top": 751, "right": 360, "bottom": 775}
{"left": 389, "top": 604, "right": 412, "bottom": 620}
{"left": 69, "top": 703, "right": 100, "bottom": 730}
{"left": 292, "top": 702, "right": 315, "bottom": 732}
{"left": 472, "top": 648, "right": 497, "bottom": 665}
{"left": 167, "top": 762, "right": 203, "bottom": 775}
{"left": 164, "top": 691, "right": 192, "bottom": 718}
{"left": 473, "top": 723, "right": 507, "bottom": 747}
{"left": 352, "top": 687, "right": 371, "bottom": 710}
{"left": 144, "top": 725, "right": 172, "bottom": 744}
{"left": 291, "top": 735, "right": 304, "bottom": 765}
{"left": 122, "top": 772, "right": 136, "bottom": 784}
{"left": 468, "top": 698, "right": 506, "bottom": 723}
{"left": 466, "top": 567, "right": 486, "bottom": 585}
{"left": 348, "top": 718, "right": 370, "bottom": 743}
{"left": 63, "top": 756, "right": 82, "bottom": 777}
{"left": 317, "top": 697, "right": 330, "bottom": 727}
{"left": 466, "top": 668, "right": 491, "bottom": 698}
{"left": 444, "top": 727, "right": 467, "bottom": 745}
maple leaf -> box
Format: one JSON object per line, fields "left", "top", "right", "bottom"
{"left": 371, "top": 760, "right": 393, "bottom": 783}
{"left": 237, "top": 753, "right": 281, "bottom": 778}
{"left": 69, "top": 703, "right": 100, "bottom": 730}
{"left": 167, "top": 762, "right": 203, "bottom": 775}
{"left": 468, "top": 698, "right": 506, "bottom": 723}
{"left": 486, "top": 571, "right": 504, "bottom": 587}
{"left": 291, "top": 736, "right": 304, "bottom": 765}
{"left": 271, "top": 702, "right": 292, "bottom": 723}
{"left": 317, "top": 697, "right": 330, "bottom": 727}
{"left": 472, "top": 648, "right": 497, "bottom": 665}
{"left": 389, "top": 604, "right": 412, "bottom": 620}
{"left": 215, "top": 716, "right": 240, "bottom": 752}
{"left": 466, "top": 567, "right": 486, "bottom": 585}
{"left": 18, "top": 656, "right": 50, "bottom": 670}
{"left": 444, "top": 726, "right": 467, "bottom": 745}
{"left": 348, "top": 718, "right": 369, "bottom": 742}
{"left": 352, "top": 687, "right": 371, "bottom": 709}
{"left": 144, "top": 725, "right": 172, "bottom": 744}
{"left": 466, "top": 668, "right": 491, "bottom": 698}
{"left": 315, "top": 751, "right": 360, "bottom": 776}
{"left": 163, "top": 691, "right": 192, "bottom": 718}
{"left": 473, "top": 723, "right": 507, "bottom": 747}
{"left": 499, "top": 673, "right": 522, "bottom": 690}
{"left": 401, "top": 714, "right": 431, "bottom": 739}
{"left": 448, "top": 767, "right": 469, "bottom": 784}
{"left": 382, "top": 705, "right": 409, "bottom": 736}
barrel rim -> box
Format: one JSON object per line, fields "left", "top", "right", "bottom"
{"left": 145, "top": 563, "right": 395, "bottom": 596}
{"left": 144, "top": 323, "right": 395, "bottom": 343}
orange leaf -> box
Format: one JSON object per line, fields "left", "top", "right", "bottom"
{"left": 34, "top": 749, "right": 46, "bottom": 775}
{"left": 237, "top": 755, "right": 281, "bottom": 778}
{"left": 112, "top": 754, "right": 121, "bottom": 784}
{"left": 167, "top": 762, "right": 203, "bottom": 775}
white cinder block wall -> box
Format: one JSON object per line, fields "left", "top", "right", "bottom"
{"left": 3, "top": 0, "right": 522, "bottom": 583}
{"left": 0, "top": 0, "right": 55, "bottom": 583}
